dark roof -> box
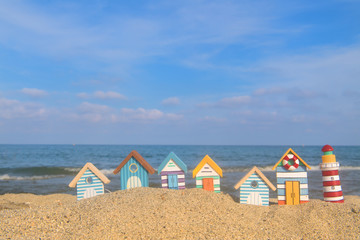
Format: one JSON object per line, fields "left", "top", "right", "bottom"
{"left": 113, "top": 150, "right": 155, "bottom": 175}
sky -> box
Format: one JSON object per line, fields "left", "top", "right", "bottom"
{"left": 0, "top": 0, "right": 359, "bottom": 145}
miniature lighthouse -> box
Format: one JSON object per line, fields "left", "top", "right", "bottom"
{"left": 320, "top": 145, "right": 344, "bottom": 203}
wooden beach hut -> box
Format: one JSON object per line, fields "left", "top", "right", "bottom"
{"left": 272, "top": 148, "right": 311, "bottom": 205}
{"left": 234, "top": 166, "right": 276, "bottom": 206}
{"left": 113, "top": 150, "right": 155, "bottom": 190}
{"left": 69, "top": 162, "right": 110, "bottom": 201}
{"left": 158, "top": 152, "right": 187, "bottom": 190}
{"left": 193, "top": 155, "right": 223, "bottom": 193}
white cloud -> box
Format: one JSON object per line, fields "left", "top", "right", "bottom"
{"left": 78, "top": 102, "right": 110, "bottom": 113}
{"left": 77, "top": 91, "right": 126, "bottom": 100}
{"left": 219, "top": 96, "right": 251, "bottom": 106}
{"left": 21, "top": 88, "right": 48, "bottom": 97}
{"left": 77, "top": 92, "right": 89, "bottom": 99}
{"left": 162, "top": 97, "right": 180, "bottom": 106}
{"left": 199, "top": 116, "right": 227, "bottom": 123}
{"left": 93, "top": 91, "right": 126, "bottom": 100}
{"left": 0, "top": 97, "right": 47, "bottom": 119}
{"left": 198, "top": 95, "right": 251, "bottom": 108}
{"left": 121, "top": 108, "right": 182, "bottom": 121}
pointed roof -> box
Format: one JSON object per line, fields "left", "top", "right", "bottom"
{"left": 192, "top": 155, "right": 223, "bottom": 178}
{"left": 234, "top": 166, "right": 276, "bottom": 191}
{"left": 158, "top": 152, "right": 187, "bottom": 175}
{"left": 113, "top": 150, "right": 155, "bottom": 175}
{"left": 69, "top": 162, "right": 110, "bottom": 188}
{"left": 272, "top": 148, "right": 311, "bottom": 170}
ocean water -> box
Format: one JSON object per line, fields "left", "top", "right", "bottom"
{"left": 0, "top": 145, "right": 359, "bottom": 200}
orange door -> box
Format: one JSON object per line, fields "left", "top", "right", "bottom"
{"left": 203, "top": 178, "right": 214, "bottom": 191}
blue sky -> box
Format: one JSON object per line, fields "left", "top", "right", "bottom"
{"left": 0, "top": 0, "right": 359, "bottom": 145}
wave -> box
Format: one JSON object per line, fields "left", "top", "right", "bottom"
{"left": 0, "top": 166, "right": 80, "bottom": 176}
{"left": 1, "top": 164, "right": 359, "bottom": 181}
{"left": 0, "top": 174, "right": 66, "bottom": 181}
{"left": 100, "top": 169, "right": 115, "bottom": 176}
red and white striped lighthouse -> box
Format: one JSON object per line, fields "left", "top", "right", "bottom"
{"left": 320, "top": 145, "right": 344, "bottom": 203}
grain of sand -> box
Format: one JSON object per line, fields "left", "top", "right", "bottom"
{"left": 1, "top": 188, "right": 360, "bottom": 239}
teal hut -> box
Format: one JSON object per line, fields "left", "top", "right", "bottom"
{"left": 158, "top": 152, "right": 187, "bottom": 190}
{"left": 234, "top": 166, "right": 276, "bottom": 206}
{"left": 113, "top": 150, "right": 155, "bottom": 190}
{"left": 69, "top": 162, "right": 110, "bottom": 200}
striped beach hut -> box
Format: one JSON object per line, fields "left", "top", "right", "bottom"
{"left": 158, "top": 152, "right": 187, "bottom": 190}
{"left": 193, "top": 155, "right": 223, "bottom": 193}
{"left": 234, "top": 166, "right": 276, "bottom": 206}
{"left": 69, "top": 162, "right": 110, "bottom": 201}
{"left": 272, "top": 148, "right": 311, "bottom": 205}
{"left": 113, "top": 150, "right": 155, "bottom": 190}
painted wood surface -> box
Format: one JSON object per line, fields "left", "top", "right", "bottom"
{"left": 76, "top": 169, "right": 104, "bottom": 200}
{"left": 158, "top": 152, "right": 187, "bottom": 190}
{"left": 69, "top": 162, "right": 110, "bottom": 201}
{"left": 193, "top": 155, "right": 222, "bottom": 193}
{"left": 234, "top": 166, "right": 275, "bottom": 206}
{"left": 113, "top": 150, "right": 155, "bottom": 190}
{"left": 320, "top": 145, "right": 344, "bottom": 203}
{"left": 119, "top": 156, "right": 149, "bottom": 190}
{"left": 285, "top": 181, "right": 300, "bottom": 205}
{"left": 273, "top": 148, "right": 310, "bottom": 205}
{"left": 203, "top": 178, "right": 214, "bottom": 191}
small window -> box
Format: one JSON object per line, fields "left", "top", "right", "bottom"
{"left": 251, "top": 180, "right": 258, "bottom": 188}
{"left": 86, "top": 177, "right": 93, "bottom": 184}
{"left": 331, "top": 177, "right": 334, "bottom": 180}
{"left": 129, "top": 163, "right": 138, "bottom": 173}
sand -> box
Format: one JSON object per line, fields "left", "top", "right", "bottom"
{"left": 1, "top": 188, "right": 359, "bottom": 239}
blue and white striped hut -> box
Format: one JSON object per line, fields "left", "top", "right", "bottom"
{"left": 234, "top": 166, "right": 276, "bottom": 206}
{"left": 113, "top": 150, "right": 155, "bottom": 190}
{"left": 69, "top": 162, "right": 110, "bottom": 200}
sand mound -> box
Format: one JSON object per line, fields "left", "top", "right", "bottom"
{"left": 1, "top": 188, "right": 359, "bottom": 239}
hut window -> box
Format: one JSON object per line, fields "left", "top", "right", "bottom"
{"left": 86, "top": 177, "right": 93, "bottom": 184}
{"left": 129, "top": 163, "right": 138, "bottom": 173}
{"left": 251, "top": 180, "right": 258, "bottom": 188}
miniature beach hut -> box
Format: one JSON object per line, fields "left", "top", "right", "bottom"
{"left": 158, "top": 152, "right": 187, "bottom": 190}
{"left": 69, "top": 162, "right": 110, "bottom": 201}
{"left": 193, "top": 155, "right": 223, "bottom": 193}
{"left": 234, "top": 166, "right": 276, "bottom": 206}
{"left": 113, "top": 150, "right": 155, "bottom": 190}
{"left": 272, "top": 148, "right": 311, "bottom": 205}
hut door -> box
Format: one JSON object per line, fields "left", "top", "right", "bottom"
{"left": 127, "top": 176, "right": 142, "bottom": 189}
{"left": 84, "top": 188, "right": 97, "bottom": 199}
{"left": 285, "top": 181, "right": 300, "bottom": 205}
{"left": 168, "top": 174, "right": 178, "bottom": 189}
{"left": 203, "top": 178, "right": 214, "bottom": 191}
{"left": 247, "top": 192, "right": 262, "bottom": 205}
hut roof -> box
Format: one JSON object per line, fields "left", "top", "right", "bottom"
{"left": 69, "top": 162, "right": 110, "bottom": 188}
{"left": 113, "top": 150, "right": 155, "bottom": 175}
{"left": 272, "top": 148, "right": 311, "bottom": 170}
{"left": 158, "top": 152, "right": 187, "bottom": 175}
{"left": 234, "top": 166, "right": 276, "bottom": 191}
{"left": 192, "top": 155, "right": 223, "bottom": 178}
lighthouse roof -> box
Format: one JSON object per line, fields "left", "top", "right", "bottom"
{"left": 322, "top": 145, "right": 334, "bottom": 152}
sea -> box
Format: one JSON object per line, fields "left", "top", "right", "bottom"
{"left": 0, "top": 145, "right": 359, "bottom": 200}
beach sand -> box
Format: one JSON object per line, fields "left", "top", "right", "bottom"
{"left": 1, "top": 188, "right": 359, "bottom": 239}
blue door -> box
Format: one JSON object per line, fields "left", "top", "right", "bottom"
{"left": 168, "top": 174, "right": 178, "bottom": 189}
